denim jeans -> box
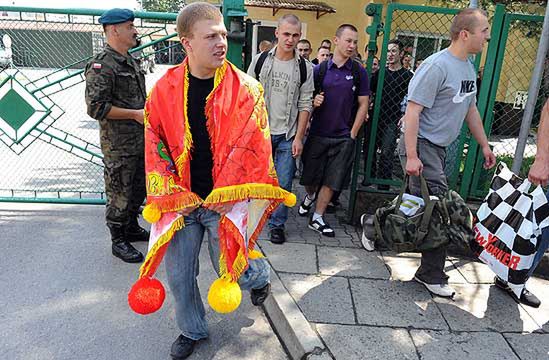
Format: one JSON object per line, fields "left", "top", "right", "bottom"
{"left": 164, "top": 207, "right": 270, "bottom": 340}
{"left": 269, "top": 134, "right": 296, "bottom": 230}
{"left": 528, "top": 189, "right": 549, "bottom": 277}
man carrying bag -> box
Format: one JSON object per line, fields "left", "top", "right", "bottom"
{"left": 398, "top": 8, "right": 496, "bottom": 298}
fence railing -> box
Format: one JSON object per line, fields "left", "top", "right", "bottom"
{"left": 349, "top": 3, "right": 545, "bottom": 220}
{"left": 0, "top": 7, "right": 180, "bottom": 203}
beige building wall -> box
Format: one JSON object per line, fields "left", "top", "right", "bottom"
{"left": 190, "top": 0, "right": 540, "bottom": 105}
{"left": 244, "top": 1, "right": 371, "bottom": 59}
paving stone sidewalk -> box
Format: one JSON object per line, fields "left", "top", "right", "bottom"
{"left": 258, "top": 184, "right": 549, "bottom": 360}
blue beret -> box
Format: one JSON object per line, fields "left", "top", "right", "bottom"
{"left": 98, "top": 8, "right": 135, "bottom": 25}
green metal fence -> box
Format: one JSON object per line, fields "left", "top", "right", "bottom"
{"left": 465, "top": 9, "right": 545, "bottom": 199}
{"left": 0, "top": 7, "right": 180, "bottom": 204}
{"left": 349, "top": 3, "right": 545, "bottom": 219}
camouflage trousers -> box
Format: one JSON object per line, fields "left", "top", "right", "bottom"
{"left": 103, "top": 153, "right": 146, "bottom": 226}
{"left": 398, "top": 136, "right": 449, "bottom": 285}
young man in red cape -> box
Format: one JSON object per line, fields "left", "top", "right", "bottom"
{"left": 127, "top": 3, "right": 295, "bottom": 359}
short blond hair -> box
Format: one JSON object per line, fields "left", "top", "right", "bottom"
{"left": 449, "top": 8, "right": 488, "bottom": 41}
{"left": 176, "top": 2, "right": 222, "bottom": 39}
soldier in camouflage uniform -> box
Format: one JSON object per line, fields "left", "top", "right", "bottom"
{"left": 85, "top": 8, "right": 148, "bottom": 263}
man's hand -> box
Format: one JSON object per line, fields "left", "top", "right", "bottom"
{"left": 350, "top": 130, "right": 358, "bottom": 140}
{"left": 292, "top": 137, "right": 304, "bottom": 158}
{"left": 482, "top": 146, "right": 497, "bottom": 169}
{"left": 205, "top": 203, "right": 234, "bottom": 216}
{"left": 177, "top": 205, "right": 199, "bottom": 216}
{"left": 528, "top": 158, "right": 549, "bottom": 186}
{"left": 313, "top": 92, "right": 324, "bottom": 108}
{"left": 133, "top": 109, "right": 145, "bottom": 125}
{"left": 406, "top": 157, "right": 423, "bottom": 176}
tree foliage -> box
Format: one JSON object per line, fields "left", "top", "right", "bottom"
{"left": 429, "top": 0, "right": 546, "bottom": 37}
{"left": 140, "top": 0, "right": 186, "bottom": 13}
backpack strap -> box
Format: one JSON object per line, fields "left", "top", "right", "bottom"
{"left": 254, "top": 51, "right": 269, "bottom": 80}
{"left": 298, "top": 55, "right": 306, "bottom": 87}
{"left": 351, "top": 59, "right": 361, "bottom": 99}
{"left": 314, "top": 60, "right": 328, "bottom": 96}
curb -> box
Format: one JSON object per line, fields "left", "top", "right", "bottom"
{"left": 261, "top": 262, "right": 329, "bottom": 360}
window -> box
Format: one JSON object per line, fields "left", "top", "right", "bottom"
{"left": 397, "top": 31, "right": 450, "bottom": 68}
{"left": 251, "top": 20, "right": 307, "bottom": 56}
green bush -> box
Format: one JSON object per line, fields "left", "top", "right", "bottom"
{"left": 477, "top": 155, "right": 535, "bottom": 195}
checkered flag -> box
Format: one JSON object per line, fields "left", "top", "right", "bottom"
{"left": 472, "top": 163, "right": 549, "bottom": 297}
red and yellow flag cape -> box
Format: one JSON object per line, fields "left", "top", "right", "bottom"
{"left": 128, "top": 59, "right": 295, "bottom": 314}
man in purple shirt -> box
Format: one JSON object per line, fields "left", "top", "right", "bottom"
{"left": 298, "top": 24, "right": 370, "bottom": 236}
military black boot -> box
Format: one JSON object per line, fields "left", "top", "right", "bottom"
{"left": 109, "top": 224, "right": 144, "bottom": 263}
{"left": 126, "top": 217, "right": 150, "bottom": 242}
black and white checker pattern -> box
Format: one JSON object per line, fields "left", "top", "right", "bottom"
{"left": 474, "top": 163, "right": 549, "bottom": 296}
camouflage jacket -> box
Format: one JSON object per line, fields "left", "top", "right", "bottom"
{"left": 85, "top": 44, "right": 146, "bottom": 155}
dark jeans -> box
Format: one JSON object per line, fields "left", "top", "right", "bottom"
{"left": 375, "top": 120, "right": 400, "bottom": 180}
{"left": 528, "top": 189, "right": 549, "bottom": 277}
{"left": 398, "top": 136, "right": 449, "bottom": 284}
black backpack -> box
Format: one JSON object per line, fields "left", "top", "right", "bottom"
{"left": 254, "top": 51, "right": 307, "bottom": 87}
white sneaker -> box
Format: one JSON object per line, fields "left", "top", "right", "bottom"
{"left": 414, "top": 276, "right": 456, "bottom": 298}
{"left": 360, "top": 214, "right": 375, "bottom": 252}
{"left": 298, "top": 194, "right": 316, "bottom": 217}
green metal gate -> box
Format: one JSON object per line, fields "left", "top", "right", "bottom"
{"left": 349, "top": 3, "right": 545, "bottom": 219}
{"left": 0, "top": 7, "right": 179, "bottom": 204}
{"left": 462, "top": 5, "right": 544, "bottom": 199}
{"left": 0, "top": 4, "right": 248, "bottom": 205}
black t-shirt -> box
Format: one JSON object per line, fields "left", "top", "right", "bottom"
{"left": 188, "top": 73, "right": 214, "bottom": 199}
{"left": 371, "top": 67, "right": 413, "bottom": 124}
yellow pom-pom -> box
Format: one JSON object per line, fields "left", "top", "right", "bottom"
{"left": 283, "top": 193, "right": 296, "bottom": 207}
{"left": 143, "top": 204, "right": 161, "bottom": 223}
{"left": 207, "top": 277, "right": 242, "bottom": 314}
{"left": 248, "top": 249, "right": 265, "bottom": 260}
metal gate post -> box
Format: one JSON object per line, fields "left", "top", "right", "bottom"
{"left": 512, "top": 4, "right": 549, "bottom": 173}
{"left": 223, "top": 0, "right": 247, "bottom": 70}
{"left": 459, "top": 4, "right": 506, "bottom": 199}
{"left": 347, "top": 3, "right": 384, "bottom": 222}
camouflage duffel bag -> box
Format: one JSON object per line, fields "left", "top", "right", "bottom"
{"left": 373, "top": 176, "right": 474, "bottom": 253}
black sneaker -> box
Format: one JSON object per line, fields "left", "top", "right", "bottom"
{"left": 494, "top": 276, "right": 541, "bottom": 308}
{"left": 170, "top": 334, "right": 197, "bottom": 360}
{"left": 269, "top": 228, "right": 286, "bottom": 244}
{"left": 298, "top": 194, "right": 316, "bottom": 217}
{"left": 326, "top": 199, "right": 341, "bottom": 214}
{"left": 308, "top": 216, "right": 335, "bottom": 237}
{"left": 251, "top": 283, "right": 271, "bottom": 306}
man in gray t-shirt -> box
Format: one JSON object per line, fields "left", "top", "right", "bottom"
{"left": 398, "top": 8, "right": 496, "bottom": 298}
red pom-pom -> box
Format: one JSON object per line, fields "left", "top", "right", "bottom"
{"left": 128, "top": 277, "right": 166, "bottom": 315}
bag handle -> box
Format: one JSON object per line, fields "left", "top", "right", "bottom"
{"left": 397, "top": 175, "right": 435, "bottom": 244}
{"left": 395, "top": 175, "right": 432, "bottom": 211}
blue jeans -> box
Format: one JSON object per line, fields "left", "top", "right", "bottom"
{"left": 528, "top": 189, "right": 549, "bottom": 277}
{"left": 269, "top": 134, "right": 296, "bottom": 230}
{"left": 165, "top": 207, "right": 270, "bottom": 340}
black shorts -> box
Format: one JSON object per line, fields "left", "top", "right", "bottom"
{"left": 300, "top": 135, "right": 356, "bottom": 191}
